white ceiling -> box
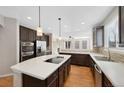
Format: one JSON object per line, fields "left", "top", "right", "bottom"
{"left": 0, "top": 6, "right": 114, "bottom": 37}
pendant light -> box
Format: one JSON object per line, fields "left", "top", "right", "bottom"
{"left": 58, "top": 18, "right": 62, "bottom": 52}
{"left": 37, "top": 6, "right": 43, "bottom": 36}
{"left": 58, "top": 18, "right": 61, "bottom": 40}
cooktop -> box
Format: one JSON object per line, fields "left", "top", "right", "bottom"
{"left": 45, "top": 56, "right": 64, "bottom": 64}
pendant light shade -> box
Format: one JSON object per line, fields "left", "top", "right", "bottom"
{"left": 37, "top": 6, "right": 43, "bottom": 36}
{"left": 37, "top": 27, "right": 43, "bottom": 36}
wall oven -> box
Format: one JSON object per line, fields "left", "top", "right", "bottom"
{"left": 20, "top": 42, "right": 34, "bottom": 62}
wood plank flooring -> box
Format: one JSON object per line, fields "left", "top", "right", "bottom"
{"left": 64, "top": 65, "right": 95, "bottom": 87}
{"left": 0, "top": 76, "right": 13, "bottom": 87}
{"left": 0, "top": 65, "right": 94, "bottom": 87}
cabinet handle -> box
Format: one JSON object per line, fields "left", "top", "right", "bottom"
{"left": 94, "top": 64, "right": 101, "bottom": 74}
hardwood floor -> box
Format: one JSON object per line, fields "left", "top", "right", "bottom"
{"left": 64, "top": 65, "right": 95, "bottom": 87}
{"left": 0, "top": 76, "right": 13, "bottom": 87}
{"left": 0, "top": 65, "right": 94, "bottom": 87}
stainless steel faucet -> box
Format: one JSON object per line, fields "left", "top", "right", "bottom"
{"left": 107, "top": 48, "right": 111, "bottom": 61}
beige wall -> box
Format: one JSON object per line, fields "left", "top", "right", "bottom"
{"left": 0, "top": 17, "right": 19, "bottom": 77}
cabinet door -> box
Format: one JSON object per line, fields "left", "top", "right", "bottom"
{"left": 64, "top": 63, "right": 68, "bottom": 81}
{"left": 28, "top": 30, "right": 36, "bottom": 42}
{"left": 67, "top": 59, "right": 71, "bottom": 75}
{"left": 20, "top": 26, "right": 36, "bottom": 42}
{"left": 72, "top": 54, "right": 90, "bottom": 66}
{"left": 20, "top": 26, "right": 28, "bottom": 41}
{"left": 58, "top": 65, "right": 65, "bottom": 87}
{"left": 47, "top": 77, "right": 58, "bottom": 87}
{"left": 119, "top": 6, "right": 124, "bottom": 45}
{"left": 45, "top": 35, "right": 49, "bottom": 47}
{"left": 94, "top": 64, "right": 102, "bottom": 87}
{"left": 102, "top": 73, "right": 113, "bottom": 87}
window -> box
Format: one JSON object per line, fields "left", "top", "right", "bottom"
{"left": 82, "top": 40, "right": 87, "bottom": 49}
{"left": 65, "top": 41, "right": 71, "bottom": 49}
{"left": 75, "top": 41, "right": 80, "bottom": 49}
{"left": 62, "top": 38, "right": 90, "bottom": 50}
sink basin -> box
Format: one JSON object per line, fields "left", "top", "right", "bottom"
{"left": 94, "top": 56, "right": 110, "bottom": 61}
{"left": 45, "top": 56, "right": 64, "bottom": 64}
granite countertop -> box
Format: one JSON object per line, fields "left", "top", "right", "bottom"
{"left": 11, "top": 54, "right": 71, "bottom": 80}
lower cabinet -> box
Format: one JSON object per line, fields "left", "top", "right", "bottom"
{"left": 59, "top": 53, "right": 91, "bottom": 67}
{"left": 22, "top": 58, "right": 71, "bottom": 87}
{"left": 94, "top": 64, "right": 102, "bottom": 87}
{"left": 58, "top": 59, "right": 71, "bottom": 87}
{"left": 47, "top": 70, "right": 58, "bottom": 87}
{"left": 58, "top": 64, "right": 65, "bottom": 87}
{"left": 89, "top": 56, "right": 113, "bottom": 87}
{"left": 102, "top": 73, "right": 113, "bottom": 87}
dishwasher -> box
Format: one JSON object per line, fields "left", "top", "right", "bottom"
{"left": 94, "top": 64, "right": 102, "bottom": 87}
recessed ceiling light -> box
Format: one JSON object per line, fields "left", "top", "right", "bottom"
{"left": 81, "top": 22, "right": 85, "bottom": 24}
{"left": 27, "top": 17, "right": 32, "bottom": 20}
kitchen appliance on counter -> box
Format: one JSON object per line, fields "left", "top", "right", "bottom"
{"left": 45, "top": 56, "right": 64, "bottom": 64}
{"left": 20, "top": 42, "right": 34, "bottom": 62}
{"left": 35, "top": 40, "right": 47, "bottom": 57}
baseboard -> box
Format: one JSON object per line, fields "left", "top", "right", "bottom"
{"left": 0, "top": 73, "right": 13, "bottom": 78}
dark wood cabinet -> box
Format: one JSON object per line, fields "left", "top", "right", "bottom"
{"left": 20, "top": 26, "right": 50, "bottom": 46}
{"left": 58, "top": 64, "right": 65, "bottom": 87}
{"left": 59, "top": 53, "right": 91, "bottom": 67}
{"left": 22, "top": 74, "right": 46, "bottom": 87}
{"left": 102, "top": 73, "right": 113, "bottom": 87}
{"left": 20, "top": 26, "right": 52, "bottom": 62}
{"left": 20, "top": 26, "right": 28, "bottom": 41}
{"left": 67, "top": 59, "right": 71, "bottom": 76}
{"left": 47, "top": 70, "right": 58, "bottom": 87}
{"left": 119, "top": 6, "right": 124, "bottom": 46}
{"left": 28, "top": 30, "right": 36, "bottom": 42}
{"left": 20, "top": 26, "right": 36, "bottom": 42}
{"left": 47, "top": 77, "right": 58, "bottom": 87}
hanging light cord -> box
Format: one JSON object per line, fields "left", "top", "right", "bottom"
{"left": 58, "top": 18, "right": 61, "bottom": 37}
{"left": 39, "top": 6, "right": 41, "bottom": 27}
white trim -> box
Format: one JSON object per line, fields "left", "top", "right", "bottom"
{"left": 0, "top": 73, "right": 13, "bottom": 78}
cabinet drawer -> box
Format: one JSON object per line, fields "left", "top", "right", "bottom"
{"left": 46, "top": 70, "right": 58, "bottom": 85}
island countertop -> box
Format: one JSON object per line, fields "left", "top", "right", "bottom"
{"left": 11, "top": 54, "right": 71, "bottom": 80}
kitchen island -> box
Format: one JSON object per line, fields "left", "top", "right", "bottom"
{"left": 11, "top": 54, "right": 71, "bottom": 87}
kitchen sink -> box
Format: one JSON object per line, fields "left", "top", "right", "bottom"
{"left": 45, "top": 56, "right": 64, "bottom": 64}
{"left": 94, "top": 56, "right": 111, "bottom": 61}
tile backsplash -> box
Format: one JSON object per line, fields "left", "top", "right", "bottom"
{"left": 93, "top": 47, "right": 124, "bottom": 63}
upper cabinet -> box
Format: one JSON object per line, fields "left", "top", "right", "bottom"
{"left": 20, "top": 26, "right": 36, "bottom": 42}
{"left": 20, "top": 26, "right": 52, "bottom": 49}
{"left": 119, "top": 6, "right": 124, "bottom": 47}
{"left": 93, "top": 26, "right": 104, "bottom": 47}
